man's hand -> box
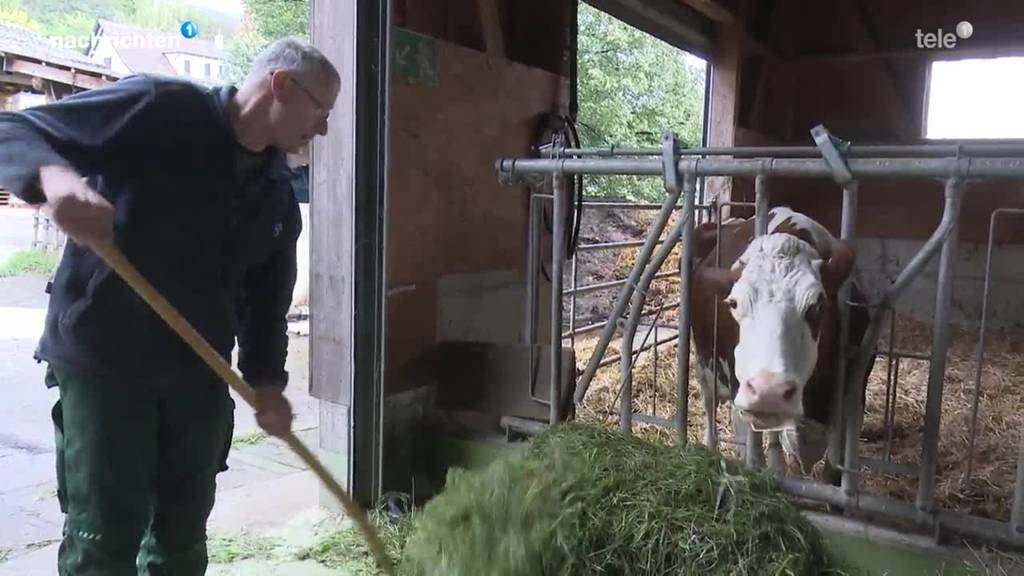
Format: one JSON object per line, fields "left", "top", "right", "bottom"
{"left": 253, "top": 386, "right": 293, "bottom": 438}
{"left": 38, "top": 165, "right": 114, "bottom": 250}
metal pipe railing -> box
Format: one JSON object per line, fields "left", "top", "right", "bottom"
{"left": 506, "top": 140, "right": 1024, "bottom": 549}
{"left": 497, "top": 156, "right": 1024, "bottom": 179}
{"left": 828, "top": 180, "right": 859, "bottom": 483}
{"left": 558, "top": 142, "right": 1024, "bottom": 159}
{"left": 599, "top": 333, "right": 680, "bottom": 369}
{"left": 676, "top": 172, "right": 697, "bottom": 444}
{"left": 525, "top": 193, "right": 547, "bottom": 407}
{"left": 562, "top": 270, "right": 678, "bottom": 297}
{"left": 576, "top": 239, "right": 665, "bottom": 252}
{"left": 619, "top": 191, "right": 692, "bottom": 432}
{"left": 564, "top": 302, "right": 679, "bottom": 339}
{"left": 917, "top": 177, "right": 964, "bottom": 514}
{"left": 780, "top": 477, "right": 1024, "bottom": 548}
{"left": 841, "top": 174, "right": 965, "bottom": 502}
{"left": 967, "top": 209, "right": 1024, "bottom": 483}
{"left": 744, "top": 174, "right": 770, "bottom": 470}
{"left": 572, "top": 177, "right": 684, "bottom": 405}
{"left": 549, "top": 171, "right": 567, "bottom": 424}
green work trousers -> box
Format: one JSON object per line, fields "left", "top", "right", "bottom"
{"left": 48, "top": 364, "right": 235, "bottom": 575}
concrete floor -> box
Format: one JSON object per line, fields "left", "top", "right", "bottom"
{"left": 0, "top": 213, "right": 326, "bottom": 575}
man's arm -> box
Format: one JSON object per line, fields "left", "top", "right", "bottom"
{"left": 0, "top": 74, "right": 156, "bottom": 205}
{"left": 236, "top": 240, "right": 298, "bottom": 390}
{"left": 236, "top": 230, "right": 299, "bottom": 437}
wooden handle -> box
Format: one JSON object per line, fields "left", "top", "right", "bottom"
{"left": 92, "top": 241, "right": 396, "bottom": 576}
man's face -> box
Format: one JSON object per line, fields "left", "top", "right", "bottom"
{"left": 268, "top": 69, "right": 339, "bottom": 153}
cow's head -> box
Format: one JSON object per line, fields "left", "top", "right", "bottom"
{"left": 697, "top": 232, "right": 855, "bottom": 431}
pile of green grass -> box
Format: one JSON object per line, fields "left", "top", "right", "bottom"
{"left": 0, "top": 249, "right": 59, "bottom": 278}
{"left": 317, "top": 423, "right": 852, "bottom": 575}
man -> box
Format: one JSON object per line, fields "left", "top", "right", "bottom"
{"left": 0, "top": 37, "right": 339, "bottom": 574}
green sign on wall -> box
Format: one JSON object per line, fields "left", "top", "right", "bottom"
{"left": 393, "top": 28, "right": 439, "bottom": 87}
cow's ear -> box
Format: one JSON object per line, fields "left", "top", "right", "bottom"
{"left": 693, "top": 222, "right": 719, "bottom": 263}
{"left": 822, "top": 240, "right": 856, "bottom": 294}
{"left": 696, "top": 266, "right": 743, "bottom": 298}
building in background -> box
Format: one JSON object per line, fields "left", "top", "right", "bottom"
{"left": 88, "top": 19, "right": 226, "bottom": 85}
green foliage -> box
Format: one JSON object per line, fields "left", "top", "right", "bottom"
{"left": 207, "top": 531, "right": 282, "bottom": 564}
{"left": 42, "top": 12, "right": 95, "bottom": 46}
{"left": 396, "top": 423, "right": 851, "bottom": 576}
{"left": 576, "top": 3, "right": 706, "bottom": 202}
{"left": 223, "top": 0, "right": 309, "bottom": 82}
{"left": 0, "top": 2, "right": 43, "bottom": 32}
{"left": 0, "top": 249, "right": 59, "bottom": 278}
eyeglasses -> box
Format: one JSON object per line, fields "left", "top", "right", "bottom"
{"left": 275, "top": 72, "right": 330, "bottom": 120}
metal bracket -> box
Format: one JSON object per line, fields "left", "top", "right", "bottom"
{"left": 811, "top": 124, "right": 853, "bottom": 186}
{"left": 662, "top": 132, "right": 681, "bottom": 195}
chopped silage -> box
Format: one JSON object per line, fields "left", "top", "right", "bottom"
{"left": 317, "top": 423, "right": 853, "bottom": 575}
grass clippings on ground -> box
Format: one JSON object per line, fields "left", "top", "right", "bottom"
{"left": 0, "top": 249, "right": 58, "bottom": 278}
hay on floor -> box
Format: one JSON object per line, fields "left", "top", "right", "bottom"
{"left": 573, "top": 311, "right": 1024, "bottom": 522}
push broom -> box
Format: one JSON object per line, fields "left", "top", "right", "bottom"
{"left": 92, "top": 240, "right": 396, "bottom": 576}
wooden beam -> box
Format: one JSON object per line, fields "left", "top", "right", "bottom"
{"left": 679, "top": 0, "right": 733, "bottom": 23}
{"left": 843, "top": 0, "right": 914, "bottom": 139}
{"left": 4, "top": 58, "right": 111, "bottom": 91}
{"left": 794, "top": 44, "right": 1024, "bottom": 64}
{"left": 477, "top": 0, "right": 506, "bottom": 59}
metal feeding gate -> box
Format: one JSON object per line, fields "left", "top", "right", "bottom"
{"left": 496, "top": 127, "right": 1024, "bottom": 549}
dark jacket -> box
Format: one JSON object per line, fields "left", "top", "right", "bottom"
{"left": 0, "top": 74, "right": 301, "bottom": 389}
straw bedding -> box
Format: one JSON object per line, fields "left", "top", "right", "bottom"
{"left": 573, "top": 313, "right": 1024, "bottom": 522}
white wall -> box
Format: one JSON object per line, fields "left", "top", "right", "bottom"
{"left": 89, "top": 38, "right": 132, "bottom": 76}
{"left": 853, "top": 237, "right": 1024, "bottom": 332}
{"left": 165, "top": 52, "right": 224, "bottom": 82}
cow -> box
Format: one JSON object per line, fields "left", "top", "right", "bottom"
{"left": 687, "top": 206, "right": 873, "bottom": 475}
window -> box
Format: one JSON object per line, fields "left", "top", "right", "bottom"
{"left": 205, "top": 62, "right": 211, "bottom": 78}
{"left": 103, "top": 56, "right": 112, "bottom": 68}
{"left": 924, "top": 57, "right": 1024, "bottom": 139}
{"left": 184, "top": 59, "right": 191, "bottom": 75}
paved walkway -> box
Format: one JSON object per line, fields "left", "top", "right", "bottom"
{"left": 0, "top": 272, "right": 323, "bottom": 575}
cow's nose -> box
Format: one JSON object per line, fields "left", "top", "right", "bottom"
{"left": 739, "top": 375, "right": 799, "bottom": 413}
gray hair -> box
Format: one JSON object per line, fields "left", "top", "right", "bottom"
{"left": 245, "top": 36, "right": 339, "bottom": 86}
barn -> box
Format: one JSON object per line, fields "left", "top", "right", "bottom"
{"left": 6, "top": 0, "right": 1024, "bottom": 571}
{"left": 297, "top": 0, "right": 1024, "bottom": 567}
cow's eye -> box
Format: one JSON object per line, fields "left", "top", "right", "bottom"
{"left": 724, "top": 297, "right": 738, "bottom": 310}
{"left": 805, "top": 294, "right": 825, "bottom": 335}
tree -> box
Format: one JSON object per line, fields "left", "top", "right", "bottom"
{"left": 576, "top": 3, "right": 706, "bottom": 201}
{"left": 223, "top": 0, "right": 308, "bottom": 82}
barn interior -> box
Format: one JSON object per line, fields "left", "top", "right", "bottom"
{"left": 298, "top": 0, "right": 1024, "bottom": 566}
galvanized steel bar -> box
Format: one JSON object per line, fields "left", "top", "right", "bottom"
{"left": 560, "top": 142, "right": 1024, "bottom": 158}
{"left": 549, "top": 172, "right": 567, "bottom": 424}
{"left": 781, "top": 477, "right": 1024, "bottom": 548}
{"left": 917, "top": 177, "right": 963, "bottom": 513}
{"left": 828, "top": 180, "right": 858, "bottom": 482}
{"left": 619, "top": 203, "right": 691, "bottom": 432}
{"left": 577, "top": 239, "right": 664, "bottom": 252}
{"left": 497, "top": 157, "right": 1024, "bottom": 179}
{"left": 967, "top": 209, "right": 1024, "bottom": 482}
{"left": 526, "top": 194, "right": 548, "bottom": 407}
{"left": 563, "top": 302, "right": 680, "bottom": 339}
{"left": 572, "top": 166, "right": 685, "bottom": 406}
{"left": 563, "top": 270, "right": 678, "bottom": 297}
{"left": 599, "top": 334, "right": 681, "bottom": 369}
{"left": 747, "top": 173, "right": 770, "bottom": 469}
{"left": 676, "top": 172, "right": 697, "bottom": 444}
{"left": 581, "top": 201, "right": 682, "bottom": 210}
{"left": 842, "top": 165, "right": 966, "bottom": 501}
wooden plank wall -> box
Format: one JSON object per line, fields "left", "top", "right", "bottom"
{"left": 715, "top": 0, "right": 1024, "bottom": 244}
{"left": 385, "top": 0, "right": 572, "bottom": 394}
